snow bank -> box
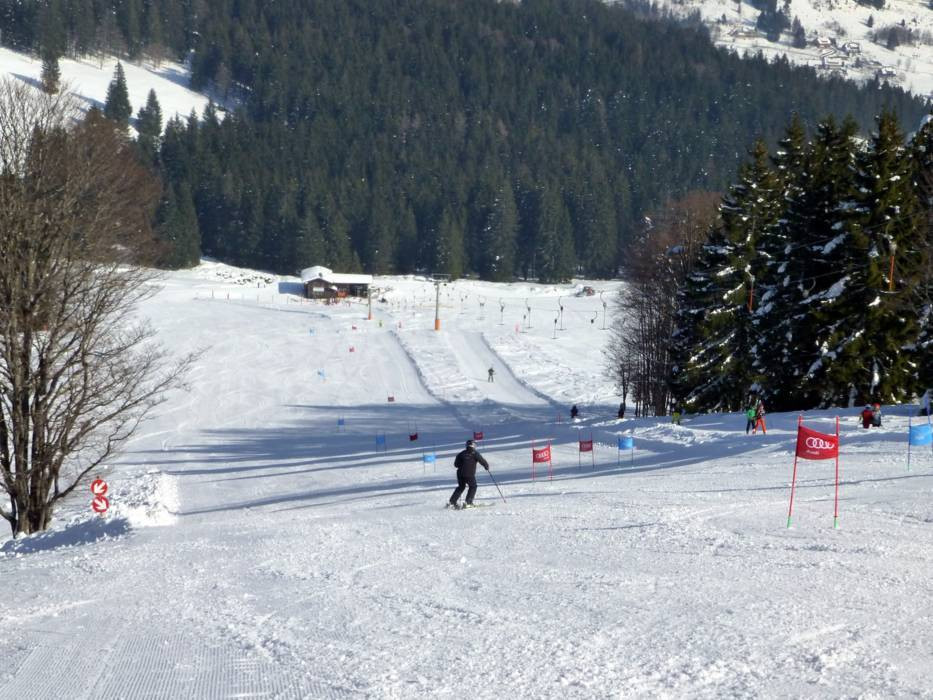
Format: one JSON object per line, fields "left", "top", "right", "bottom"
{"left": 111, "top": 470, "right": 180, "bottom": 528}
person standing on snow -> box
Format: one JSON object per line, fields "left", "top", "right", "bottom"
{"left": 861, "top": 405, "right": 874, "bottom": 429}
{"left": 448, "top": 439, "right": 489, "bottom": 509}
{"left": 872, "top": 403, "right": 882, "bottom": 428}
{"left": 753, "top": 400, "right": 767, "bottom": 434}
{"left": 617, "top": 403, "right": 625, "bottom": 420}
{"left": 745, "top": 405, "right": 756, "bottom": 435}
{"left": 488, "top": 367, "right": 495, "bottom": 382}
{"left": 570, "top": 404, "right": 579, "bottom": 420}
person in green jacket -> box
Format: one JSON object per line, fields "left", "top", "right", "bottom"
{"left": 745, "top": 405, "right": 756, "bottom": 435}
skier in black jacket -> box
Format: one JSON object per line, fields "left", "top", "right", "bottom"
{"left": 448, "top": 439, "right": 489, "bottom": 509}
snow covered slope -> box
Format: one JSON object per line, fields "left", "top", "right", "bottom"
{"left": 651, "top": 0, "right": 933, "bottom": 97}
{"left": 0, "top": 45, "right": 212, "bottom": 131}
{"left": 1, "top": 261, "right": 932, "bottom": 698}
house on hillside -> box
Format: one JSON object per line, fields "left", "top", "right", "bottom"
{"left": 729, "top": 27, "right": 759, "bottom": 39}
{"left": 821, "top": 55, "right": 847, "bottom": 69}
{"left": 300, "top": 266, "right": 373, "bottom": 299}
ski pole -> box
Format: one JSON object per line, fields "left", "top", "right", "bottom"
{"left": 486, "top": 468, "right": 506, "bottom": 503}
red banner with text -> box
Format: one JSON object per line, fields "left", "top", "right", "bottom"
{"left": 795, "top": 424, "right": 838, "bottom": 460}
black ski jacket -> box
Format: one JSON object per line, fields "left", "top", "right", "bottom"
{"left": 454, "top": 448, "right": 489, "bottom": 477}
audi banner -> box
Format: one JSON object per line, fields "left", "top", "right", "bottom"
{"left": 795, "top": 424, "right": 838, "bottom": 460}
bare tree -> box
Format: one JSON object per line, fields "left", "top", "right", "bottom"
{"left": 606, "top": 191, "right": 720, "bottom": 416}
{"left": 0, "top": 81, "right": 193, "bottom": 537}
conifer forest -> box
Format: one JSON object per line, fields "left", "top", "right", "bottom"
{"left": 1, "top": 0, "right": 931, "bottom": 410}
{"left": 0, "top": 0, "right": 927, "bottom": 281}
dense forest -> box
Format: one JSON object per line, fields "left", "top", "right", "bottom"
{"left": 0, "top": 0, "right": 929, "bottom": 279}
{"left": 667, "top": 111, "right": 933, "bottom": 412}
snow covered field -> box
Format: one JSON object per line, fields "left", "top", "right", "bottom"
{"left": 0, "top": 45, "right": 214, "bottom": 133}
{"left": 2, "top": 261, "right": 933, "bottom": 698}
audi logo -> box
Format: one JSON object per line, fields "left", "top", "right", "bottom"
{"left": 804, "top": 437, "right": 834, "bottom": 450}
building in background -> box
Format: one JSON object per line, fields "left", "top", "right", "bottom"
{"left": 300, "top": 266, "right": 373, "bottom": 299}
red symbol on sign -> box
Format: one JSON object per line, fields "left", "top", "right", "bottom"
{"left": 92, "top": 495, "right": 110, "bottom": 513}
{"left": 795, "top": 424, "right": 839, "bottom": 460}
{"left": 90, "top": 478, "right": 108, "bottom": 496}
{"left": 579, "top": 440, "right": 593, "bottom": 453}
{"left": 532, "top": 446, "right": 551, "bottom": 463}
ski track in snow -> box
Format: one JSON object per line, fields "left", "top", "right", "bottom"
{"left": 1, "top": 265, "right": 932, "bottom": 698}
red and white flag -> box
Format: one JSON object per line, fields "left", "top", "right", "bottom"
{"left": 795, "top": 424, "right": 838, "bottom": 460}
{"left": 532, "top": 445, "right": 551, "bottom": 463}
{"left": 579, "top": 440, "right": 593, "bottom": 453}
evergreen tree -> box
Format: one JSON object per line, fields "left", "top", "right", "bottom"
{"left": 814, "top": 110, "right": 922, "bottom": 405}
{"left": 40, "top": 54, "right": 61, "bottom": 95}
{"left": 671, "top": 141, "right": 782, "bottom": 411}
{"left": 434, "top": 207, "right": 466, "bottom": 279}
{"left": 363, "top": 193, "right": 397, "bottom": 274}
{"left": 38, "top": 0, "right": 66, "bottom": 59}
{"left": 320, "top": 198, "right": 360, "bottom": 272}
{"left": 292, "top": 208, "right": 328, "bottom": 271}
{"left": 104, "top": 62, "right": 132, "bottom": 128}
{"left": 791, "top": 17, "right": 807, "bottom": 48}
{"left": 117, "top": 0, "right": 143, "bottom": 57}
{"left": 572, "top": 156, "right": 618, "bottom": 278}
{"left": 136, "top": 89, "right": 163, "bottom": 164}
{"left": 479, "top": 176, "right": 518, "bottom": 282}
{"left": 156, "top": 182, "right": 201, "bottom": 269}
{"left": 754, "top": 114, "right": 810, "bottom": 409}
{"left": 143, "top": 1, "right": 165, "bottom": 59}
{"left": 535, "top": 187, "right": 575, "bottom": 283}
{"left": 395, "top": 200, "right": 419, "bottom": 274}
{"left": 789, "top": 117, "right": 862, "bottom": 407}
{"left": 909, "top": 116, "right": 933, "bottom": 392}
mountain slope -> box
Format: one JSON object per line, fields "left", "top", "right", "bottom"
{"left": 1, "top": 263, "right": 932, "bottom": 697}
{"left": 0, "top": 45, "right": 212, "bottom": 132}
{"left": 651, "top": 0, "right": 933, "bottom": 97}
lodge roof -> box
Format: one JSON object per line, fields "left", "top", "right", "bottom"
{"left": 300, "top": 266, "right": 373, "bottom": 286}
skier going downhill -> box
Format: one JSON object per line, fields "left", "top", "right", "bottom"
{"left": 448, "top": 439, "right": 489, "bottom": 509}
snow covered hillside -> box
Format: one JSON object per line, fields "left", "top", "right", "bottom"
{"left": 0, "top": 45, "right": 212, "bottom": 132}
{"left": 1, "top": 261, "right": 932, "bottom": 698}
{"left": 651, "top": 0, "right": 933, "bottom": 97}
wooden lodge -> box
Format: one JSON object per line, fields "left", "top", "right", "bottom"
{"left": 300, "top": 266, "right": 373, "bottom": 299}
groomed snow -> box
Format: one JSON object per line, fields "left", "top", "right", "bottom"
{"left": 1, "top": 260, "right": 932, "bottom": 698}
